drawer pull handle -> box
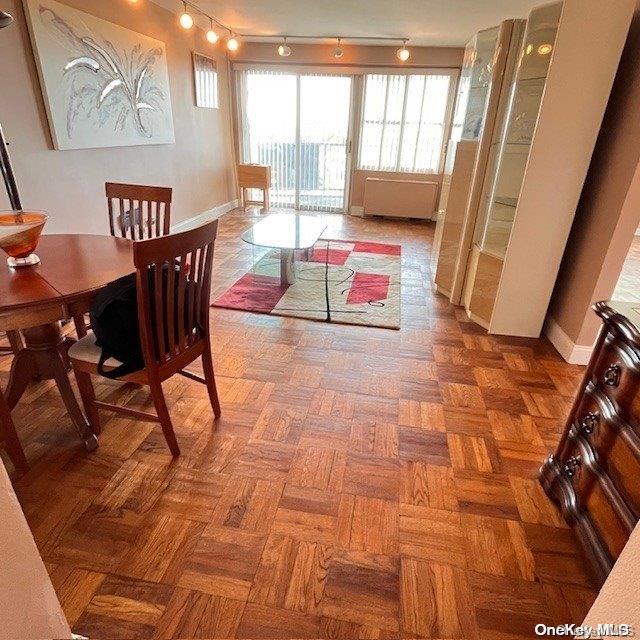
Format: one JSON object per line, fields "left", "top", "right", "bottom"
{"left": 604, "top": 364, "right": 621, "bottom": 387}
{"left": 580, "top": 412, "right": 599, "bottom": 435}
{"left": 563, "top": 456, "right": 582, "bottom": 478}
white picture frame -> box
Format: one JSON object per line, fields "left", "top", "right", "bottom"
{"left": 193, "top": 52, "right": 219, "bottom": 109}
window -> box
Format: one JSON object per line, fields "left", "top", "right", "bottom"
{"left": 193, "top": 52, "right": 219, "bottom": 109}
{"left": 358, "top": 73, "right": 454, "bottom": 173}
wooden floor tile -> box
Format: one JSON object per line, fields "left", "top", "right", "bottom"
{"left": 401, "top": 558, "right": 479, "bottom": 639}
{"left": 469, "top": 572, "right": 556, "bottom": 639}
{"left": 454, "top": 470, "right": 520, "bottom": 520}
{"left": 249, "top": 534, "right": 331, "bottom": 614}
{"left": 236, "top": 602, "right": 320, "bottom": 639}
{"left": 343, "top": 451, "right": 400, "bottom": 501}
{"left": 47, "top": 565, "right": 106, "bottom": 626}
{"left": 321, "top": 549, "right": 400, "bottom": 632}
{"left": 399, "top": 504, "right": 465, "bottom": 567}
{"left": 462, "top": 514, "right": 534, "bottom": 580}
{"left": 272, "top": 485, "right": 341, "bottom": 544}
{"left": 287, "top": 446, "right": 346, "bottom": 491}
{"left": 75, "top": 575, "right": 173, "bottom": 640}
{"left": 338, "top": 494, "right": 398, "bottom": 554}
{"left": 447, "top": 433, "right": 502, "bottom": 473}
{"left": 398, "top": 426, "right": 450, "bottom": 466}
{"left": 177, "top": 526, "right": 266, "bottom": 599}
{"left": 118, "top": 515, "right": 205, "bottom": 583}
{"left": 209, "top": 476, "right": 283, "bottom": 533}
{"left": 155, "top": 589, "right": 245, "bottom": 639}
{"left": 400, "top": 461, "right": 458, "bottom": 510}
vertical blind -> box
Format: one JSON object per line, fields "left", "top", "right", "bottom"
{"left": 238, "top": 69, "right": 298, "bottom": 208}
{"left": 358, "top": 73, "right": 454, "bottom": 173}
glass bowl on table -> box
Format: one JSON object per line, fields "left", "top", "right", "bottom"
{"left": 0, "top": 210, "right": 48, "bottom": 268}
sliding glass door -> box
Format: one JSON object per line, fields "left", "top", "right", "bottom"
{"left": 238, "top": 69, "right": 353, "bottom": 212}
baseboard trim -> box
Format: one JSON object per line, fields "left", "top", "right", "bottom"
{"left": 349, "top": 206, "right": 365, "bottom": 217}
{"left": 543, "top": 316, "right": 594, "bottom": 365}
{"left": 171, "top": 199, "right": 238, "bottom": 232}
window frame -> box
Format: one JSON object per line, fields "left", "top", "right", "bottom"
{"left": 357, "top": 69, "right": 459, "bottom": 175}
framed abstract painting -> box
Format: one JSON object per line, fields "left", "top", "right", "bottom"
{"left": 23, "top": 0, "right": 175, "bottom": 150}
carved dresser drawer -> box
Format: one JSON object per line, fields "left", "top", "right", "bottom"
{"left": 573, "top": 384, "right": 640, "bottom": 515}
{"left": 591, "top": 332, "right": 640, "bottom": 426}
{"left": 541, "top": 301, "right": 640, "bottom": 585}
{"left": 559, "top": 433, "right": 632, "bottom": 562}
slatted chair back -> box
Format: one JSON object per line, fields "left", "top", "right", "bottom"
{"left": 106, "top": 182, "right": 172, "bottom": 240}
{"left": 133, "top": 219, "right": 218, "bottom": 369}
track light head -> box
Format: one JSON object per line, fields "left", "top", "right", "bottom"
{"left": 179, "top": 3, "right": 194, "bottom": 29}
{"left": 397, "top": 39, "right": 410, "bottom": 62}
{"left": 206, "top": 19, "right": 219, "bottom": 43}
{"left": 227, "top": 34, "right": 239, "bottom": 51}
{"left": 333, "top": 37, "right": 343, "bottom": 58}
{"left": 277, "top": 36, "right": 292, "bottom": 57}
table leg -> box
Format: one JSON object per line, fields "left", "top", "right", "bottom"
{"left": 280, "top": 248, "right": 296, "bottom": 285}
{"left": 5, "top": 322, "right": 98, "bottom": 452}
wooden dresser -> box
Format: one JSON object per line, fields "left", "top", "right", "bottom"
{"left": 541, "top": 301, "right": 640, "bottom": 585}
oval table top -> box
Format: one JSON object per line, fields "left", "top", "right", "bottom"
{"left": 0, "top": 234, "right": 134, "bottom": 314}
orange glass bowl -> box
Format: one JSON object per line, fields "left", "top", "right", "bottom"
{"left": 0, "top": 210, "right": 48, "bottom": 267}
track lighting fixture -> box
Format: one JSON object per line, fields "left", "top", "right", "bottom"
{"left": 333, "top": 37, "right": 343, "bottom": 58}
{"left": 206, "top": 19, "right": 219, "bottom": 43}
{"left": 397, "top": 39, "right": 410, "bottom": 62}
{"left": 278, "top": 37, "right": 292, "bottom": 57}
{"left": 179, "top": 2, "right": 193, "bottom": 29}
{"left": 161, "top": 2, "right": 412, "bottom": 58}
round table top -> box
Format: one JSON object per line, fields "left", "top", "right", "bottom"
{"left": 0, "top": 234, "right": 134, "bottom": 314}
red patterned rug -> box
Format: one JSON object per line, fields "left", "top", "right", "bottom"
{"left": 213, "top": 239, "right": 401, "bottom": 329}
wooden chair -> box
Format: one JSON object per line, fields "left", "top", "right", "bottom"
{"left": 68, "top": 220, "right": 221, "bottom": 456}
{"left": 74, "top": 182, "right": 174, "bottom": 339}
{"left": 0, "top": 386, "right": 28, "bottom": 476}
{"left": 106, "top": 182, "right": 173, "bottom": 240}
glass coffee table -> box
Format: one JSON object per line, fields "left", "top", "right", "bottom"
{"left": 241, "top": 213, "right": 327, "bottom": 285}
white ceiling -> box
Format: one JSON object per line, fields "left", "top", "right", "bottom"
{"left": 150, "top": 0, "right": 543, "bottom": 47}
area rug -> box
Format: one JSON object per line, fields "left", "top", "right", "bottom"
{"left": 213, "top": 239, "right": 401, "bottom": 328}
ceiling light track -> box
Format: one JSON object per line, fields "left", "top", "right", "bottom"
{"left": 175, "top": 0, "right": 411, "bottom": 58}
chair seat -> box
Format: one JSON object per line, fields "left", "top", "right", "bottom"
{"left": 68, "top": 331, "right": 124, "bottom": 370}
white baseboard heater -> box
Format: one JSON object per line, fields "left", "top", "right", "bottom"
{"left": 363, "top": 177, "right": 439, "bottom": 220}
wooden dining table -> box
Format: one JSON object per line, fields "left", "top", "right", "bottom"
{"left": 0, "top": 234, "right": 134, "bottom": 450}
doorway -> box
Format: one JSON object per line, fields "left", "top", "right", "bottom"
{"left": 238, "top": 69, "right": 353, "bottom": 212}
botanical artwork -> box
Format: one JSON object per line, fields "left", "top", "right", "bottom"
{"left": 23, "top": 0, "right": 175, "bottom": 150}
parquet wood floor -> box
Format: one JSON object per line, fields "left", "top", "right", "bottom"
{"left": 1, "top": 208, "right": 597, "bottom": 639}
